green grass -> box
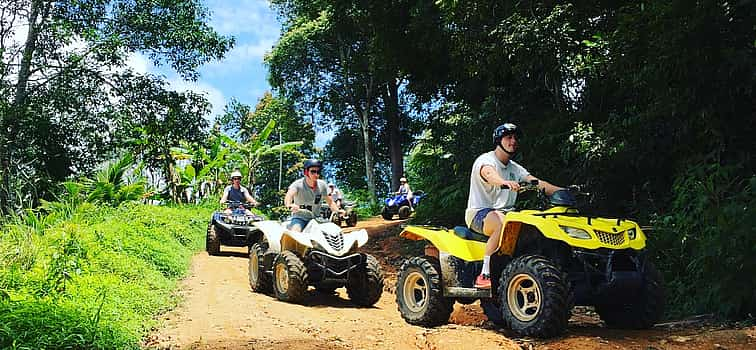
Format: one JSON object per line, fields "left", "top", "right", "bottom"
{"left": 0, "top": 202, "right": 213, "bottom": 349}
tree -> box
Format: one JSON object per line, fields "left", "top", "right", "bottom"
{"left": 0, "top": 0, "right": 233, "bottom": 211}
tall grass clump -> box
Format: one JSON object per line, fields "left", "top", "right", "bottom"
{"left": 0, "top": 202, "right": 213, "bottom": 349}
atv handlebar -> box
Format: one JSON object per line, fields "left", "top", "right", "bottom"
{"left": 225, "top": 200, "right": 257, "bottom": 209}
{"left": 500, "top": 179, "right": 540, "bottom": 192}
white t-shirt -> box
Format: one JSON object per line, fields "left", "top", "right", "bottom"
{"left": 288, "top": 178, "right": 329, "bottom": 220}
{"left": 465, "top": 151, "right": 530, "bottom": 226}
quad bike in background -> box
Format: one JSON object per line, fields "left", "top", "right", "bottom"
{"left": 206, "top": 201, "right": 264, "bottom": 255}
{"left": 382, "top": 191, "right": 425, "bottom": 220}
{"left": 248, "top": 207, "right": 384, "bottom": 306}
{"left": 394, "top": 181, "right": 664, "bottom": 338}
{"left": 321, "top": 200, "right": 358, "bottom": 227}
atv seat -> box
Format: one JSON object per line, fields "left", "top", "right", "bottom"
{"left": 453, "top": 226, "right": 489, "bottom": 243}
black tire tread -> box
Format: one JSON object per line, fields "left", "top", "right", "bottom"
{"left": 248, "top": 243, "right": 271, "bottom": 293}
{"left": 395, "top": 256, "right": 453, "bottom": 327}
{"left": 206, "top": 224, "right": 220, "bottom": 255}
{"left": 347, "top": 254, "right": 385, "bottom": 306}
{"left": 498, "top": 255, "right": 571, "bottom": 338}
{"left": 596, "top": 259, "right": 665, "bottom": 329}
{"left": 273, "top": 251, "right": 308, "bottom": 304}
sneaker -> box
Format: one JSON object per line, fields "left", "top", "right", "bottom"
{"left": 474, "top": 274, "right": 491, "bottom": 289}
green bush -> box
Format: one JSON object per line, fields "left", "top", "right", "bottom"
{"left": 0, "top": 202, "right": 212, "bottom": 349}
{"left": 651, "top": 164, "right": 756, "bottom": 319}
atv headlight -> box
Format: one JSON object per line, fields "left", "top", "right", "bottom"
{"left": 561, "top": 226, "right": 591, "bottom": 240}
{"left": 627, "top": 228, "right": 637, "bottom": 240}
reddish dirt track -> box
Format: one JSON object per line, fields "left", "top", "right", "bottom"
{"left": 146, "top": 217, "right": 755, "bottom": 349}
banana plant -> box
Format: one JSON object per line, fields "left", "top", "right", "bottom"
{"left": 226, "top": 119, "right": 303, "bottom": 186}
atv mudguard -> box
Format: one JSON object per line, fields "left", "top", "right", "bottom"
{"left": 401, "top": 207, "right": 647, "bottom": 262}
{"left": 254, "top": 219, "right": 369, "bottom": 256}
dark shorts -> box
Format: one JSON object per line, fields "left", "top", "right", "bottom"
{"left": 469, "top": 208, "right": 496, "bottom": 234}
{"left": 287, "top": 217, "right": 311, "bottom": 230}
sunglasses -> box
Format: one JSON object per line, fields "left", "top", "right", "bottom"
{"left": 232, "top": 177, "right": 241, "bottom": 180}
{"left": 308, "top": 169, "right": 320, "bottom": 175}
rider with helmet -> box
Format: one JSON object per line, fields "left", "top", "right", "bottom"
{"left": 285, "top": 159, "right": 343, "bottom": 232}
{"left": 466, "top": 123, "right": 563, "bottom": 289}
{"left": 327, "top": 182, "right": 344, "bottom": 208}
{"left": 395, "top": 177, "right": 414, "bottom": 210}
{"left": 220, "top": 170, "right": 259, "bottom": 214}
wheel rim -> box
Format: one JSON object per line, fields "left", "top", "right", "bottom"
{"left": 403, "top": 270, "right": 428, "bottom": 313}
{"left": 275, "top": 262, "right": 289, "bottom": 293}
{"left": 507, "top": 273, "right": 542, "bottom": 322}
{"left": 249, "top": 251, "right": 259, "bottom": 284}
{"left": 507, "top": 274, "right": 542, "bottom": 322}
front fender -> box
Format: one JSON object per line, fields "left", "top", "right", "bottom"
{"left": 400, "top": 226, "right": 486, "bottom": 262}
{"left": 500, "top": 210, "right": 647, "bottom": 251}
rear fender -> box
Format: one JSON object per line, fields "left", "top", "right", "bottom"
{"left": 400, "top": 226, "right": 486, "bottom": 262}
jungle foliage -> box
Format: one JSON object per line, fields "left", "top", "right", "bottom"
{"left": 269, "top": 0, "right": 755, "bottom": 319}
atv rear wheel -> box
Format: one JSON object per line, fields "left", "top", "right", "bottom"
{"left": 398, "top": 206, "right": 411, "bottom": 219}
{"left": 248, "top": 243, "right": 271, "bottom": 293}
{"left": 347, "top": 254, "right": 384, "bottom": 306}
{"left": 396, "top": 256, "right": 453, "bottom": 326}
{"left": 273, "top": 251, "right": 308, "bottom": 304}
{"left": 596, "top": 258, "right": 664, "bottom": 329}
{"left": 346, "top": 212, "right": 358, "bottom": 227}
{"left": 498, "top": 255, "right": 571, "bottom": 338}
{"left": 206, "top": 224, "right": 220, "bottom": 256}
{"left": 381, "top": 207, "right": 393, "bottom": 220}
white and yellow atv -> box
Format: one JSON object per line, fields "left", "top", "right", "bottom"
{"left": 395, "top": 181, "right": 664, "bottom": 338}
{"left": 248, "top": 207, "right": 384, "bottom": 306}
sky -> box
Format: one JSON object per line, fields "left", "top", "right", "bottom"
{"left": 126, "top": 0, "right": 326, "bottom": 141}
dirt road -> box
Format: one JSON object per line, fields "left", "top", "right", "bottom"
{"left": 147, "top": 217, "right": 755, "bottom": 349}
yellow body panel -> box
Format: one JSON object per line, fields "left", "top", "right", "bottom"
{"left": 400, "top": 226, "right": 486, "bottom": 262}
{"left": 401, "top": 207, "right": 647, "bottom": 261}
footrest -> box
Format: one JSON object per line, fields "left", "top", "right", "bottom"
{"left": 443, "top": 287, "right": 492, "bottom": 299}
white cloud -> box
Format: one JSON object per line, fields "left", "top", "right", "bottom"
{"left": 207, "top": 0, "right": 280, "bottom": 37}
{"left": 167, "top": 78, "right": 227, "bottom": 122}
{"left": 126, "top": 52, "right": 151, "bottom": 74}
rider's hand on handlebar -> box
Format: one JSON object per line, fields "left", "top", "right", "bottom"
{"left": 500, "top": 180, "right": 521, "bottom": 192}
{"left": 288, "top": 203, "right": 299, "bottom": 213}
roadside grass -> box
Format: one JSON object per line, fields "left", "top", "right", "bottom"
{"left": 0, "top": 202, "right": 213, "bottom": 349}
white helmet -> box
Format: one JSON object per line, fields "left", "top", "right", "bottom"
{"left": 400, "top": 177, "right": 407, "bottom": 183}
{"left": 230, "top": 170, "right": 242, "bottom": 179}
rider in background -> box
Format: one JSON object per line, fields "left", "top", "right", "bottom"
{"left": 220, "top": 170, "right": 258, "bottom": 214}
{"left": 285, "top": 159, "right": 342, "bottom": 232}
{"left": 395, "top": 177, "right": 414, "bottom": 210}
{"left": 327, "top": 183, "right": 344, "bottom": 208}
{"left": 466, "top": 123, "right": 563, "bottom": 289}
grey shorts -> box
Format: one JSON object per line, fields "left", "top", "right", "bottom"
{"left": 469, "top": 208, "right": 496, "bottom": 234}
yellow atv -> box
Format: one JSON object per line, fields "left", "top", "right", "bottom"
{"left": 395, "top": 181, "right": 664, "bottom": 338}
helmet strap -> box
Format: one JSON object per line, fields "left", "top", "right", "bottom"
{"left": 497, "top": 142, "right": 516, "bottom": 156}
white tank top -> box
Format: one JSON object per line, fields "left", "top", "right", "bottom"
{"left": 464, "top": 151, "right": 530, "bottom": 225}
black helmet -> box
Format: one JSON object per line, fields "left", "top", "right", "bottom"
{"left": 492, "top": 123, "right": 522, "bottom": 147}
{"left": 303, "top": 159, "right": 322, "bottom": 170}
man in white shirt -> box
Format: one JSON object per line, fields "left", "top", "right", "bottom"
{"left": 466, "top": 123, "right": 563, "bottom": 289}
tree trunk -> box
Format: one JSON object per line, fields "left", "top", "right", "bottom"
{"left": 356, "top": 77, "right": 378, "bottom": 205}
{"left": 1, "top": 0, "right": 45, "bottom": 212}
{"left": 384, "top": 78, "right": 403, "bottom": 193}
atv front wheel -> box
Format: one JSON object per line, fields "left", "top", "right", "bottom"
{"left": 273, "top": 251, "right": 309, "bottom": 304}
{"left": 330, "top": 212, "right": 342, "bottom": 226}
{"left": 206, "top": 224, "right": 220, "bottom": 256}
{"left": 596, "top": 258, "right": 664, "bottom": 329}
{"left": 398, "top": 206, "right": 411, "bottom": 219}
{"left": 347, "top": 254, "right": 384, "bottom": 306}
{"left": 248, "top": 243, "right": 271, "bottom": 293}
{"left": 498, "top": 255, "right": 571, "bottom": 338}
{"left": 346, "top": 212, "right": 358, "bottom": 227}
{"left": 396, "top": 256, "right": 453, "bottom": 326}
{"left": 381, "top": 207, "right": 393, "bottom": 220}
